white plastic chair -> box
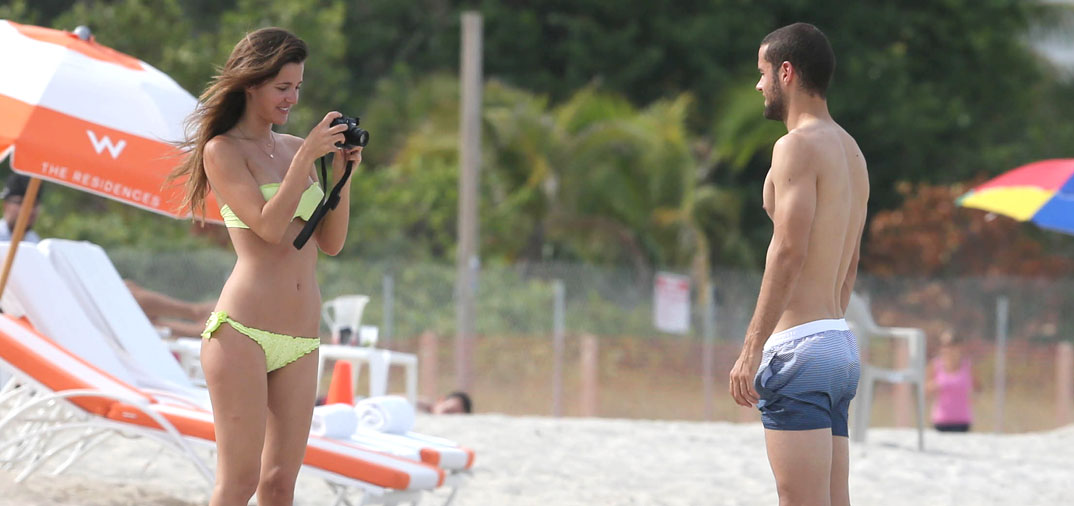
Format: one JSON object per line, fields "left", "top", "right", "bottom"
{"left": 322, "top": 295, "right": 371, "bottom": 346}
{"left": 845, "top": 292, "right": 927, "bottom": 450}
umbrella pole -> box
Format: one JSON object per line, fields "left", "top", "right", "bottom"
{"left": 0, "top": 177, "right": 42, "bottom": 296}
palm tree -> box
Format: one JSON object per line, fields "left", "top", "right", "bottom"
{"left": 351, "top": 73, "right": 772, "bottom": 299}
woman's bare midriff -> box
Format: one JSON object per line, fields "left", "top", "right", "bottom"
{"left": 215, "top": 219, "right": 322, "bottom": 338}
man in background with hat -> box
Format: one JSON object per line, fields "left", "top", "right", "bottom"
{"left": 0, "top": 173, "right": 41, "bottom": 244}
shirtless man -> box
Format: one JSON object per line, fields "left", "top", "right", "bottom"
{"left": 728, "top": 23, "right": 869, "bottom": 506}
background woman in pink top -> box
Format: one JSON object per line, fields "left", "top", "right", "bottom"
{"left": 927, "top": 330, "right": 980, "bottom": 432}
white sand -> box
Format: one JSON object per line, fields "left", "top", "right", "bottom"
{"left": 0, "top": 415, "right": 1069, "bottom": 505}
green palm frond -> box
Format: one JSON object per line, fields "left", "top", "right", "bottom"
{"left": 711, "top": 83, "right": 784, "bottom": 172}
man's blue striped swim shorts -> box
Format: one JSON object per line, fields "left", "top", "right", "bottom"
{"left": 753, "top": 319, "right": 861, "bottom": 437}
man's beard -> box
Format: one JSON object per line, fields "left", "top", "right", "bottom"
{"left": 763, "top": 83, "right": 786, "bottom": 121}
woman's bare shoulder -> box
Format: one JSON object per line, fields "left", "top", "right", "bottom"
{"left": 279, "top": 133, "right": 304, "bottom": 149}
{"left": 203, "top": 134, "right": 250, "bottom": 179}
{"left": 204, "top": 133, "right": 242, "bottom": 161}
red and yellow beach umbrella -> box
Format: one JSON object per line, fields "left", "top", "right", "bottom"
{"left": 0, "top": 20, "right": 221, "bottom": 292}
{"left": 957, "top": 159, "right": 1074, "bottom": 236}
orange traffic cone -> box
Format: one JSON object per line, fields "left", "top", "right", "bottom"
{"left": 325, "top": 360, "right": 354, "bottom": 405}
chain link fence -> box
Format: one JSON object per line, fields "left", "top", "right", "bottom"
{"left": 108, "top": 247, "right": 1073, "bottom": 430}
{"left": 109, "top": 247, "right": 1074, "bottom": 345}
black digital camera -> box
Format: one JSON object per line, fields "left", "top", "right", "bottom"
{"left": 330, "top": 115, "right": 370, "bottom": 148}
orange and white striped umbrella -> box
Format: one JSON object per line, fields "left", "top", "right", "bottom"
{"left": 0, "top": 19, "right": 220, "bottom": 221}
{"left": 0, "top": 20, "right": 222, "bottom": 294}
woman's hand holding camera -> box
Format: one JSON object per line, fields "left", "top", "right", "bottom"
{"left": 331, "top": 145, "right": 362, "bottom": 182}
{"left": 299, "top": 111, "right": 349, "bottom": 161}
{"left": 294, "top": 111, "right": 365, "bottom": 184}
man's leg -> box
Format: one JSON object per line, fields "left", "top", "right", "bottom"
{"left": 830, "top": 394, "right": 854, "bottom": 506}
{"left": 830, "top": 436, "right": 850, "bottom": 506}
{"left": 765, "top": 428, "right": 833, "bottom": 506}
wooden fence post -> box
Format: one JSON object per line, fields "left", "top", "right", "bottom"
{"left": 580, "top": 334, "right": 599, "bottom": 417}
{"left": 1057, "top": 341, "right": 1073, "bottom": 426}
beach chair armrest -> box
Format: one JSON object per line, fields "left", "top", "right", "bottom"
{"left": 886, "top": 327, "right": 925, "bottom": 340}
{"left": 870, "top": 327, "right": 924, "bottom": 342}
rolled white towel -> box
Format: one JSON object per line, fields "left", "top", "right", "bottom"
{"left": 355, "top": 395, "right": 415, "bottom": 434}
{"left": 310, "top": 404, "right": 358, "bottom": 439}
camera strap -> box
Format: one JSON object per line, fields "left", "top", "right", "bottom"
{"left": 293, "top": 154, "right": 354, "bottom": 250}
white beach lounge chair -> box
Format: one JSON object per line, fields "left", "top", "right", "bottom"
{"left": 40, "top": 239, "right": 475, "bottom": 477}
{"left": 38, "top": 239, "right": 208, "bottom": 380}
{"left": 0, "top": 315, "right": 213, "bottom": 487}
{"left": 38, "top": 239, "right": 193, "bottom": 387}
{"left": 0, "top": 242, "right": 448, "bottom": 505}
{"left": 10, "top": 240, "right": 473, "bottom": 497}
{"left": 0, "top": 241, "right": 208, "bottom": 405}
{"left": 41, "top": 239, "right": 419, "bottom": 404}
{"left": 0, "top": 315, "right": 442, "bottom": 505}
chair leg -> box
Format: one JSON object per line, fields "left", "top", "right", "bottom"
{"left": 441, "top": 484, "right": 458, "bottom": 506}
{"left": 327, "top": 482, "right": 354, "bottom": 506}
{"left": 50, "top": 428, "right": 112, "bottom": 475}
{"left": 852, "top": 370, "right": 875, "bottom": 443}
{"left": 915, "top": 380, "right": 926, "bottom": 451}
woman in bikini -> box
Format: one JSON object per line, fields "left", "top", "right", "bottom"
{"left": 169, "top": 28, "right": 360, "bottom": 506}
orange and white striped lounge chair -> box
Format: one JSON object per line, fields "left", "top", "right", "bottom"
{"left": 37, "top": 239, "right": 476, "bottom": 483}
{"left": 0, "top": 242, "right": 451, "bottom": 505}
{"left": 0, "top": 241, "right": 208, "bottom": 404}
{"left": 38, "top": 239, "right": 197, "bottom": 387}
{"left": 0, "top": 313, "right": 444, "bottom": 506}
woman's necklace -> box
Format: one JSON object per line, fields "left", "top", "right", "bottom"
{"left": 238, "top": 126, "right": 276, "bottom": 159}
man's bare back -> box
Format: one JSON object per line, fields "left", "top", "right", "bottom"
{"left": 762, "top": 120, "right": 868, "bottom": 335}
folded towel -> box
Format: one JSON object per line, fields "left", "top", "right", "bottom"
{"left": 355, "top": 395, "right": 415, "bottom": 434}
{"left": 310, "top": 404, "right": 358, "bottom": 438}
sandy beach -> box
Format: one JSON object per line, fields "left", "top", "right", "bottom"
{"left": 0, "top": 414, "right": 1070, "bottom": 505}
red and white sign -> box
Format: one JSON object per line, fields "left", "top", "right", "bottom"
{"left": 654, "top": 272, "right": 690, "bottom": 334}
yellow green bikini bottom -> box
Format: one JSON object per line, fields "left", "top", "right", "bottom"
{"left": 201, "top": 311, "right": 320, "bottom": 372}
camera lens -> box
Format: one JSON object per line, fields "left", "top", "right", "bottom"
{"left": 329, "top": 115, "right": 369, "bottom": 148}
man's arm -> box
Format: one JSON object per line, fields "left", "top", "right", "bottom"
{"left": 126, "top": 280, "right": 211, "bottom": 322}
{"left": 729, "top": 134, "right": 818, "bottom": 407}
{"left": 743, "top": 135, "right": 818, "bottom": 351}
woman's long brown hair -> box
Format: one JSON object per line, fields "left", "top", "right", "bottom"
{"left": 169, "top": 27, "right": 307, "bottom": 220}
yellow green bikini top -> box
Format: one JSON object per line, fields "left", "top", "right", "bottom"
{"left": 220, "top": 183, "right": 324, "bottom": 229}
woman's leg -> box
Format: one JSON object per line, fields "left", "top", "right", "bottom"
{"left": 258, "top": 349, "right": 319, "bottom": 506}
{"left": 202, "top": 326, "right": 269, "bottom": 506}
